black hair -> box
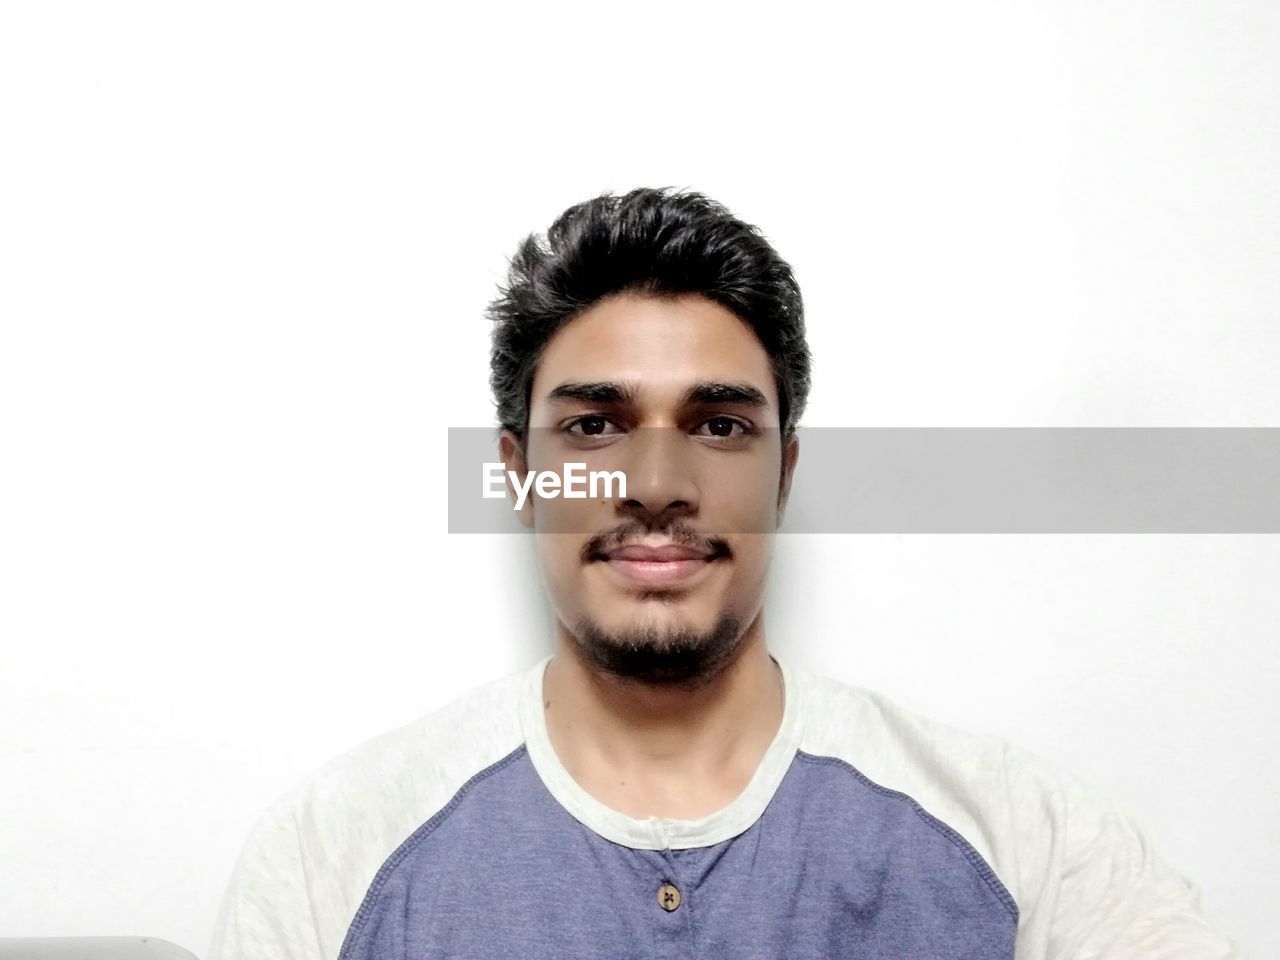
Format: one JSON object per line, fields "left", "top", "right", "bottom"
{"left": 487, "top": 187, "right": 811, "bottom": 442}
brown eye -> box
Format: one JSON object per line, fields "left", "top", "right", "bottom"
{"left": 565, "top": 415, "right": 621, "bottom": 437}
{"left": 695, "top": 416, "right": 751, "bottom": 439}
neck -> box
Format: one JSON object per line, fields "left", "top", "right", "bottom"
{"left": 541, "top": 614, "right": 785, "bottom": 820}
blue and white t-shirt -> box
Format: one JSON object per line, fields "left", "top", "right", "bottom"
{"left": 207, "top": 653, "right": 1238, "bottom": 959}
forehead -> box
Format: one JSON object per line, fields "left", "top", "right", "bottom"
{"left": 529, "top": 293, "right": 778, "bottom": 407}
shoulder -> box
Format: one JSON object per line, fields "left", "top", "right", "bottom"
{"left": 787, "top": 664, "right": 1242, "bottom": 958}
{"left": 283, "top": 662, "right": 531, "bottom": 825}
{"left": 793, "top": 664, "right": 1015, "bottom": 790}
{"left": 789, "top": 663, "right": 1072, "bottom": 911}
{"left": 293, "top": 665, "right": 527, "bottom": 798}
{"left": 793, "top": 661, "right": 1086, "bottom": 820}
{"left": 220, "top": 661, "right": 537, "bottom": 960}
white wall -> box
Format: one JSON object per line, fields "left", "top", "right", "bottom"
{"left": 1, "top": 1, "right": 1276, "bottom": 955}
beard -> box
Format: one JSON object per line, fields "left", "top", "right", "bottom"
{"left": 569, "top": 612, "right": 743, "bottom": 688}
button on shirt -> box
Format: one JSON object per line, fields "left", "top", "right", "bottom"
{"left": 208, "top": 654, "right": 1240, "bottom": 959}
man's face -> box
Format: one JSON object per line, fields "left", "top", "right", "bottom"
{"left": 501, "top": 292, "right": 799, "bottom": 686}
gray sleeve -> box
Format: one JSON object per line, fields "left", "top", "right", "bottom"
{"left": 206, "top": 797, "right": 326, "bottom": 960}
{"left": 1006, "top": 744, "right": 1242, "bottom": 959}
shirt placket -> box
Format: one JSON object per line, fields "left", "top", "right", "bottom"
{"left": 646, "top": 818, "right": 696, "bottom": 960}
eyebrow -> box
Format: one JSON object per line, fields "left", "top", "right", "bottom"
{"left": 545, "top": 380, "right": 769, "bottom": 408}
{"left": 546, "top": 381, "right": 640, "bottom": 405}
{"left": 683, "top": 381, "right": 769, "bottom": 408}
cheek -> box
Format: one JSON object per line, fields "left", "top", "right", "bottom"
{"left": 705, "top": 470, "right": 784, "bottom": 533}
{"left": 534, "top": 534, "right": 583, "bottom": 590}
{"left": 726, "top": 535, "right": 774, "bottom": 575}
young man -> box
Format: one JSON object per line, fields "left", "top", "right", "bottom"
{"left": 208, "top": 189, "right": 1239, "bottom": 959}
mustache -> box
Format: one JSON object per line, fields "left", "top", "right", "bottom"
{"left": 581, "top": 520, "right": 733, "bottom": 563}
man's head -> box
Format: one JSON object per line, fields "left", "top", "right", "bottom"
{"left": 487, "top": 188, "right": 810, "bottom": 687}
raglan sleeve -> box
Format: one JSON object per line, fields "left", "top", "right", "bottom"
{"left": 206, "top": 792, "right": 326, "bottom": 960}
{"left": 1004, "top": 743, "right": 1243, "bottom": 960}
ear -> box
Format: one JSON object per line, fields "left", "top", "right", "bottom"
{"left": 498, "top": 429, "right": 535, "bottom": 529}
{"left": 776, "top": 432, "right": 800, "bottom": 527}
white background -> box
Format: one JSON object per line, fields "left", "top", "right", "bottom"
{"left": 2, "top": 1, "right": 1277, "bottom": 956}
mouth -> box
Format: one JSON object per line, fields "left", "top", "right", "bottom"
{"left": 597, "top": 541, "right": 723, "bottom": 589}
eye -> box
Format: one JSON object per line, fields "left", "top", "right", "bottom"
{"left": 693, "top": 416, "right": 754, "bottom": 439}
{"left": 564, "top": 414, "right": 623, "bottom": 437}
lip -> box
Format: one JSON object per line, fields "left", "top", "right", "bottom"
{"left": 597, "top": 541, "right": 719, "bottom": 588}
{"left": 605, "top": 543, "right": 711, "bottom": 562}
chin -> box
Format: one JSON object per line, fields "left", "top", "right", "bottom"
{"left": 567, "top": 611, "right": 744, "bottom": 685}
{"left": 590, "top": 601, "right": 717, "bottom": 638}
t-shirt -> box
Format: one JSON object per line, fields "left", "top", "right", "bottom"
{"left": 206, "top": 653, "right": 1240, "bottom": 959}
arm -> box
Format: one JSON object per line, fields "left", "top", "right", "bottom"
{"left": 207, "top": 796, "right": 326, "bottom": 960}
{"left": 1006, "top": 744, "right": 1242, "bottom": 959}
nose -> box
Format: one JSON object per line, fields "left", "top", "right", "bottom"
{"left": 614, "top": 427, "right": 700, "bottom": 525}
